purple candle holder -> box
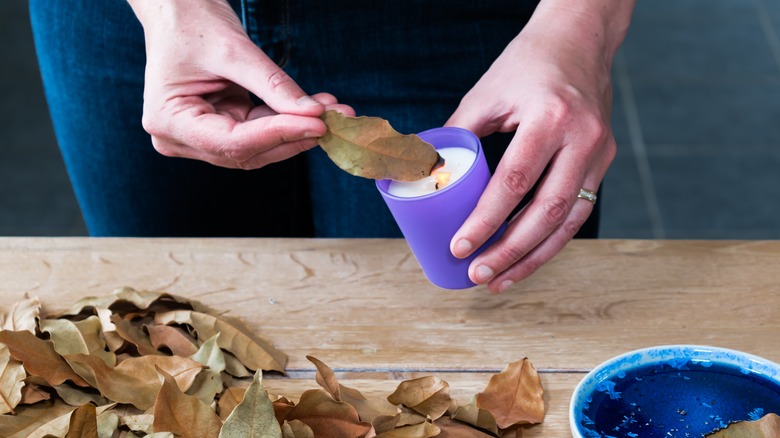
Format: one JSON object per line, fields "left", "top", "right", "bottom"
{"left": 376, "top": 127, "right": 506, "bottom": 289}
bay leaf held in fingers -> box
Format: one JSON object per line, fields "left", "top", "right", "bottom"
{"left": 318, "top": 110, "right": 444, "bottom": 181}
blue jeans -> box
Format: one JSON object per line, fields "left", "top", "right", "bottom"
{"left": 30, "top": 0, "right": 597, "bottom": 238}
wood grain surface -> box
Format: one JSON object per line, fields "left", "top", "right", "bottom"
{"left": 2, "top": 237, "right": 779, "bottom": 436}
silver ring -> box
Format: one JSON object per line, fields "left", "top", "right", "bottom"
{"left": 577, "top": 188, "right": 597, "bottom": 204}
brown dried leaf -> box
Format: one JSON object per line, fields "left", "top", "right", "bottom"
{"left": 110, "top": 314, "right": 161, "bottom": 356}
{"left": 153, "top": 368, "right": 222, "bottom": 438}
{"left": 0, "top": 400, "right": 78, "bottom": 438}
{"left": 386, "top": 376, "right": 451, "bottom": 420}
{"left": 0, "top": 344, "right": 26, "bottom": 414}
{"left": 450, "top": 401, "right": 499, "bottom": 435}
{"left": 272, "top": 395, "right": 296, "bottom": 425}
{"left": 0, "top": 293, "right": 40, "bottom": 333}
{"left": 57, "top": 287, "right": 211, "bottom": 318}
{"left": 0, "top": 330, "right": 89, "bottom": 387}
{"left": 307, "top": 355, "right": 341, "bottom": 401}
{"left": 706, "top": 413, "right": 780, "bottom": 437}
{"left": 318, "top": 110, "right": 443, "bottom": 182}
{"left": 222, "top": 350, "right": 252, "bottom": 378}
{"left": 372, "top": 414, "right": 400, "bottom": 434}
{"left": 40, "top": 317, "right": 116, "bottom": 367}
{"left": 435, "top": 417, "right": 497, "bottom": 438}
{"left": 282, "top": 420, "right": 315, "bottom": 438}
{"left": 20, "top": 382, "right": 51, "bottom": 405}
{"left": 374, "top": 421, "right": 440, "bottom": 438}
{"left": 342, "top": 386, "right": 400, "bottom": 424}
{"left": 219, "top": 370, "right": 282, "bottom": 438}
{"left": 53, "top": 384, "right": 110, "bottom": 407}
{"left": 146, "top": 324, "right": 199, "bottom": 357}
{"left": 475, "top": 357, "right": 545, "bottom": 428}
{"left": 218, "top": 387, "right": 247, "bottom": 422}
{"left": 96, "top": 308, "right": 124, "bottom": 353}
{"left": 96, "top": 410, "right": 120, "bottom": 438}
{"left": 286, "top": 389, "right": 372, "bottom": 438}
{"left": 65, "top": 353, "right": 202, "bottom": 410}
{"left": 155, "top": 310, "right": 287, "bottom": 373}
{"left": 64, "top": 403, "right": 98, "bottom": 438}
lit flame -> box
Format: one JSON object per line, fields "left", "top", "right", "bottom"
{"left": 434, "top": 171, "right": 452, "bottom": 190}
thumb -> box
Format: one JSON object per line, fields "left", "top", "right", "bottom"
{"left": 218, "top": 42, "right": 323, "bottom": 116}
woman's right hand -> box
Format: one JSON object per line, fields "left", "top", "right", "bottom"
{"left": 128, "top": 0, "right": 354, "bottom": 169}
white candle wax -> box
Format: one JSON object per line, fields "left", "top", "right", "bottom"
{"left": 386, "top": 147, "right": 477, "bottom": 198}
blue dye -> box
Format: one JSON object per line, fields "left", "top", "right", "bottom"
{"left": 578, "top": 361, "right": 780, "bottom": 437}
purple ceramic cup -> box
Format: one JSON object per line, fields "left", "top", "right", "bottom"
{"left": 376, "top": 127, "right": 506, "bottom": 289}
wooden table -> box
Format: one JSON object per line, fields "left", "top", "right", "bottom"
{"left": 2, "top": 238, "right": 780, "bottom": 436}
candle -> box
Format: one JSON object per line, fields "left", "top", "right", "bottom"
{"left": 386, "top": 147, "right": 477, "bottom": 197}
{"left": 376, "top": 127, "right": 506, "bottom": 290}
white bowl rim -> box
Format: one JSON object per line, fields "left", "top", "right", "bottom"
{"left": 568, "top": 344, "right": 780, "bottom": 438}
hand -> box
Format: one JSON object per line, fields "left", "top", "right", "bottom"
{"left": 446, "top": 1, "right": 633, "bottom": 292}
{"left": 128, "top": 0, "right": 354, "bottom": 169}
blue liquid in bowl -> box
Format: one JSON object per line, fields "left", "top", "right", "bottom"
{"left": 577, "top": 361, "right": 780, "bottom": 437}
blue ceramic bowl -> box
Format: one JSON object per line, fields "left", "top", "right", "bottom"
{"left": 569, "top": 345, "right": 780, "bottom": 438}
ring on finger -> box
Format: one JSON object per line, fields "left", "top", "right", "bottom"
{"left": 577, "top": 188, "right": 598, "bottom": 204}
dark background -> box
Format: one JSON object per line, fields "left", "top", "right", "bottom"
{"left": 3, "top": 0, "right": 780, "bottom": 238}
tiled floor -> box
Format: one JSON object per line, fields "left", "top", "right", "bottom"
{"left": 2, "top": 0, "right": 780, "bottom": 239}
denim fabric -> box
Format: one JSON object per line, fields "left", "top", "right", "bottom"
{"left": 29, "top": 0, "right": 598, "bottom": 238}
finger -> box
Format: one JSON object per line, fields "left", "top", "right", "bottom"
{"left": 485, "top": 195, "right": 596, "bottom": 293}
{"left": 450, "top": 125, "right": 560, "bottom": 260}
{"left": 323, "top": 103, "right": 356, "bottom": 116}
{"left": 237, "top": 138, "right": 321, "bottom": 169}
{"left": 165, "top": 107, "right": 326, "bottom": 162}
{"left": 467, "top": 150, "right": 588, "bottom": 285}
{"left": 152, "top": 134, "right": 319, "bottom": 170}
{"left": 216, "top": 42, "right": 323, "bottom": 116}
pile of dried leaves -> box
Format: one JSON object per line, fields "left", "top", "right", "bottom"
{"left": 0, "top": 287, "right": 545, "bottom": 437}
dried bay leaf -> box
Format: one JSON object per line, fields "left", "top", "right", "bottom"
{"left": 146, "top": 324, "right": 199, "bottom": 357}
{"left": 307, "top": 355, "right": 341, "bottom": 401}
{"left": 0, "top": 330, "right": 89, "bottom": 387}
{"left": 281, "top": 419, "right": 315, "bottom": 438}
{"left": 153, "top": 369, "right": 222, "bottom": 438}
{"left": 318, "top": 110, "right": 443, "bottom": 181}
{"left": 65, "top": 353, "right": 202, "bottom": 410}
{"left": 110, "top": 315, "right": 161, "bottom": 356}
{"left": 374, "top": 421, "right": 440, "bottom": 438}
{"left": 307, "top": 355, "right": 399, "bottom": 424}
{"left": 386, "top": 376, "right": 451, "bottom": 420}
{"left": 64, "top": 403, "right": 98, "bottom": 438}
{"left": 154, "top": 310, "right": 286, "bottom": 373}
{"left": 20, "top": 382, "right": 51, "bottom": 405}
{"left": 0, "top": 400, "right": 78, "bottom": 438}
{"left": 187, "top": 334, "right": 226, "bottom": 404}
{"left": 706, "top": 413, "right": 780, "bottom": 437}
{"left": 286, "top": 389, "right": 372, "bottom": 438}
{"left": 217, "top": 386, "right": 247, "bottom": 422}
{"left": 219, "top": 370, "right": 282, "bottom": 438}
{"left": 450, "top": 401, "right": 499, "bottom": 435}
{"left": 475, "top": 357, "right": 545, "bottom": 428}
{"left": 53, "top": 384, "right": 110, "bottom": 407}
{"left": 435, "top": 416, "right": 496, "bottom": 438}
{"left": 1, "top": 344, "right": 26, "bottom": 414}
{"left": 41, "top": 317, "right": 116, "bottom": 367}
{"left": 96, "top": 410, "right": 120, "bottom": 438}
{"left": 0, "top": 293, "right": 41, "bottom": 333}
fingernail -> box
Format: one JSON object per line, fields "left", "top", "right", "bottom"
{"left": 297, "top": 96, "right": 321, "bottom": 107}
{"left": 454, "top": 239, "right": 473, "bottom": 257}
{"left": 499, "top": 280, "right": 513, "bottom": 292}
{"left": 475, "top": 265, "right": 494, "bottom": 283}
{"left": 304, "top": 131, "right": 319, "bottom": 138}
